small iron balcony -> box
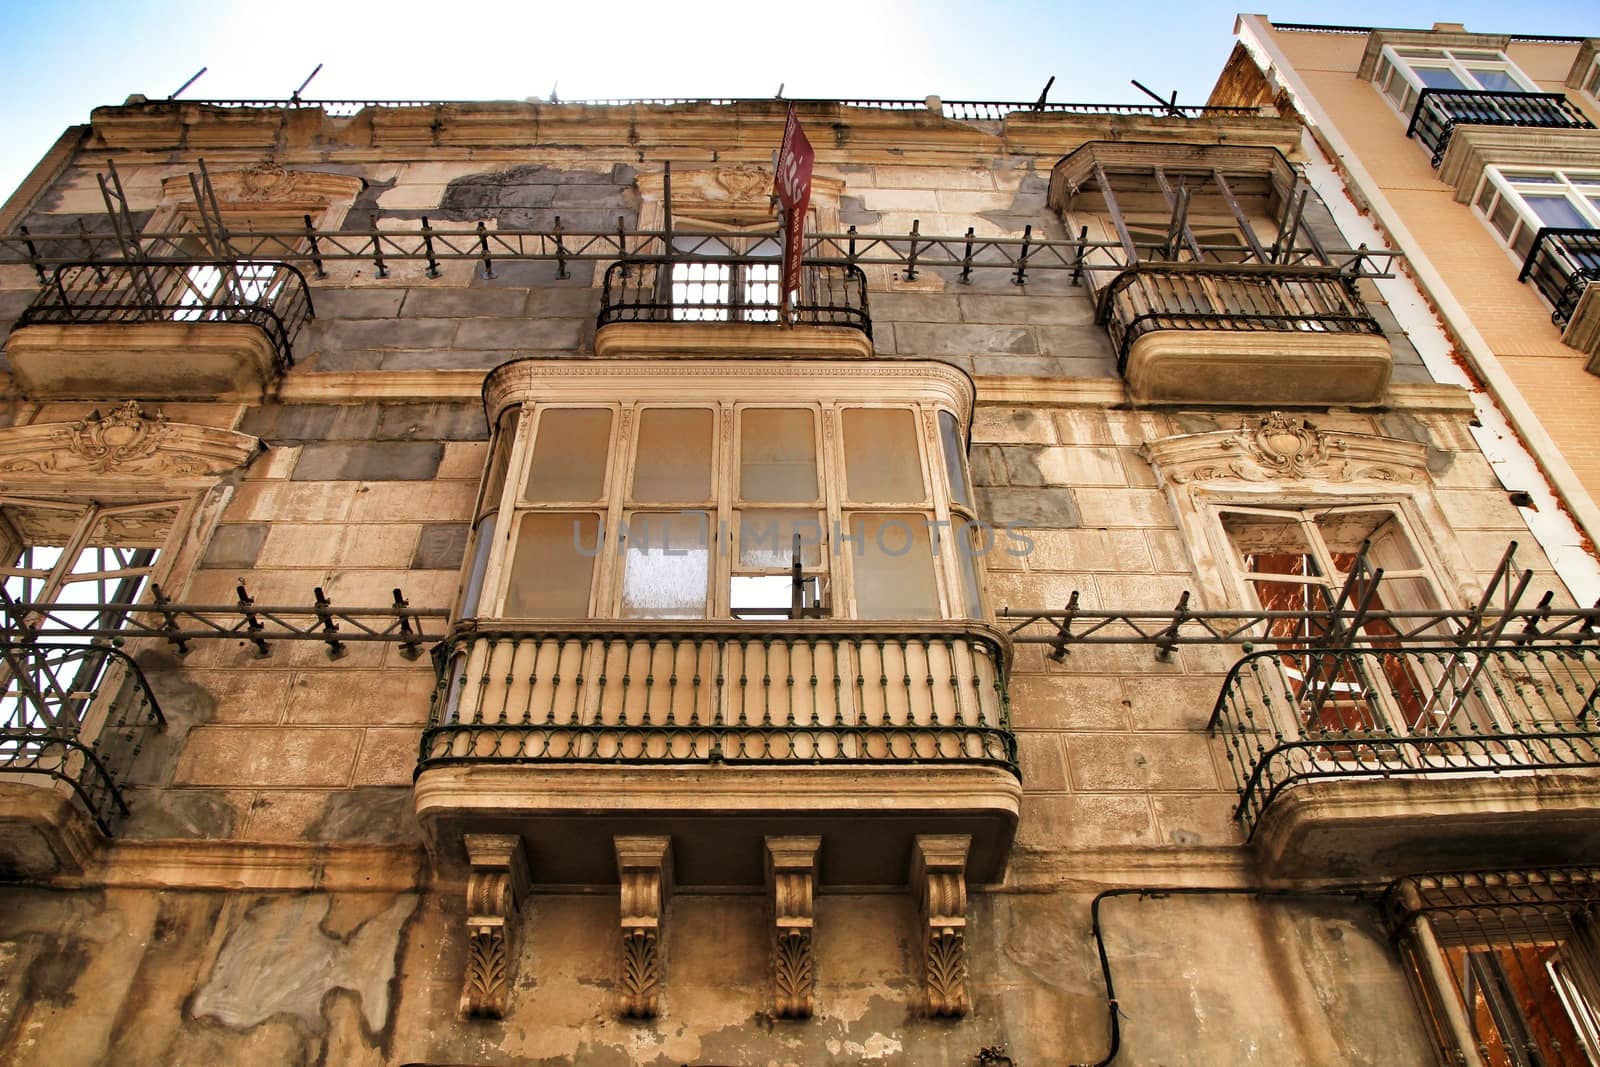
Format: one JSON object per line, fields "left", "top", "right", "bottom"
{"left": 1406, "top": 89, "right": 1596, "bottom": 167}
{"left": 1209, "top": 643, "right": 1600, "bottom": 875}
{"left": 415, "top": 620, "right": 1018, "bottom": 886}
{"left": 8, "top": 259, "right": 313, "bottom": 398}
{"left": 1098, "top": 264, "right": 1390, "bottom": 404}
{"left": 0, "top": 642, "right": 165, "bottom": 839}
{"left": 1519, "top": 227, "right": 1600, "bottom": 330}
{"left": 596, "top": 257, "right": 871, "bottom": 338}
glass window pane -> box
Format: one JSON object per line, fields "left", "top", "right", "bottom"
{"left": 621, "top": 510, "right": 710, "bottom": 619}
{"left": 1415, "top": 67, "right": 1468, "bottom": 91}
{"left": 741, "top": 409, "right": 818, "bottom": 502}
{"left": 479, "top": 409, "right": 519, "bottom": 521}
{"left": 1490, "top": 197, "right": 1521, "bottom": 241}
{"left": 632, "top": 408, "right": 713, "bottom": 503}
{"left": 524, "top": 408, "right": 612, "bottom": 502}
{"left": 737, "top": 510, "right": 824, "bottom": 570}
{"left": 505, "top": 513, "right": 598, "bottom": 617}
{"left": 1526, "top": 194, "right": 1589, "bottom": 230}
{"left": 850, "top": 513, "right": 939, "bottom": 620}
{"left": 954, "top": 520, "right": 983, "bottom": 618}
{"left": 844, "top": 409, "right": 926, "bottom": 503}
{"left": 1466, "top": 67, "right": 1520, "bottom": 92}
{"left": 938, "top": 410, "right": 973, "bottom": 508}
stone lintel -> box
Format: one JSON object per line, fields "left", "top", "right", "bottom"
{"left": 593, "top": 321, "right": 874, "bottom": 360}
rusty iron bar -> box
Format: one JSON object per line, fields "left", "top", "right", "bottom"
{"left": 303, "top": 214, "right": 326, "bottom": 278}
{"left": 421, "top": 217, "right": 440, "bottom": 278}
{"left": 313, "top": 586, "right": 346, "bottom": 659}
{"left": 236, "top": 583, "right": 269, "bottom": 656}
{"left": 1012, "top": 224, "right": 1033, "bottom": 286}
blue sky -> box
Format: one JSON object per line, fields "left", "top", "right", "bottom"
{"left": 1, "top": 0, "right": 1597, "bottom": 206}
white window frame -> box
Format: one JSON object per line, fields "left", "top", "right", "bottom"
{"left": 463, "top": 365, "right": 985, "bottom": 625}
{"left": 1472, "top": 165, "right": 1600, "bottom": 265}
{"left": 1373, "top": 45, "right": 1538, "bottom": 118}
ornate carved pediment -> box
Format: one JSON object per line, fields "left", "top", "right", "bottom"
{"left": 0, "top": 402, "right": 260, "bottom": 485}
{"left": 635, "top": 168, "right": 846, "bottom": 226}
{"left": 159, "top": 165, "right": 363, "bottom": 212}
{"left": 1142, "top": 412, "right": 1430, "bottom": 486}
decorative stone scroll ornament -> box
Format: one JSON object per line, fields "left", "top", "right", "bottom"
{"left": 0, "top": 402, "right": 261, "bottom": 485}
{"left": 1141, "top": 411, "right": 1431, "bottom": 486}
{"left": 766, "top": 836, "right": 820, "bottom": 1019}
{"left": 912, "top": 834, "right": 971, "bottom": 1017}
{"left": 459, "top": 834, "right": 530, "bottom": 1018}
{"left": 616, "top": 835, "right": 672, "bottom": 1018}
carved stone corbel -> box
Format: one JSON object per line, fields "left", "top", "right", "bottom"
{"left": 912, "top": 834, "right": 971, "bottom": 1017}
{"left": 616, "top": 835, "right": 672, "bottom": 1018}
{"left": 460, "top": 833, "right": 530, "bottom": 1018}
{"left": 766, "top": 835, "right": 820, "bottom": 1019}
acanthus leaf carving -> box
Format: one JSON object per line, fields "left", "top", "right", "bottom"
{"left": 912, "top": 834, "right": 971, "bottom": 1018}
{"left": 458, "top": 834, "right": 529, "bottom": 1019}
{"left": 766, "top": 836, "right": 819, "bottom": 1019}
{"left": 615, "top": 835, "right": 671, "bottom": 1019}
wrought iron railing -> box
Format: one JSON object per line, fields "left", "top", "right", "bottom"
{"left": 1209, "top": 644, "right": 1600, "bottom": 837}
{"left": 1406, "top": 89, "right": 1595, "bottom": 166}
{"left": 17, "top": 259, "right": 314, "bottom": 373}
{"left": 420, "top": 621, "right": 1015, "bottom": 774}
{"left": 1519, "top": 227, "right": 1600, "bottom": 329}
{"left": 0, "top": 642, "right": 165, "bottom": 834}
{"left": 172, "top": 97, "right": 1261, "bottom": 120}
{"left": 596, "top": 256, "right": 871, "bottom": 337}
{"left": 1098, "top": 264, "right": 1382, "bottom": 371}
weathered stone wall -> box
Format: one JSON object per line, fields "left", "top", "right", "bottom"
{"left": 0, "top": 97, "right": 1579, "bottom": 1066}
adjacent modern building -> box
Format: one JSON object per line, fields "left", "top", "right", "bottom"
{"left": 0, "top": 22, "right": 1598, "bottom": 1064}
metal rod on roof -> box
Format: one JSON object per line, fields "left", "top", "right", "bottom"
{"left": 170, "top": 67, "right": 208, "bottom": 100}
{"left": 1130, "top": 79, "right": 1181, "bottom": 117}
{"left": 1033, "top": 76, "right": 1056, "bottom": 111}
{"left": 290, "top": 64, "right": 323, "bottom": 104}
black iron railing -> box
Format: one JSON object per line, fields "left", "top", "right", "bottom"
{"left": 1519, "top": 227, "right": 1600, "bottom": 329}
{"left": 173, "top": 97, "right": 1261, "bottom": 120}
{"left": 1406, "top": 89, "right": 1595, "bottom": 166}
{"left": 17, "top": 259, "right": 314, "bottom": 373}
{"left": 0, "top": 642, "right": 165, "bottom": 834}
{"left": 420, "top": 621, "right": 1015, "bottom": 774}
{"left": 1098, "top": 264, "right": 1382, "bottom": 371}
{"left": 1208, "top": 644, "right": 1600, "bottom": 838}
{"left": 597, "top": 256, "right": 871, "bottom": 337}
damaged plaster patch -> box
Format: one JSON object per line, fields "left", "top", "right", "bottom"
{"left": 841, "top": 1033, "right": 904, "bottom": 1059}
{"left": 191, "top": 893, "right": 416, "bottom": 1033}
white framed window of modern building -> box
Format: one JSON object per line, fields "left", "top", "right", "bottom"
{"left": 459, "top": 362, "right": 986, "bottom": 625}
{"left": 1373, "top": 46, "right": 1537, "bottom": 116}
{"left": 1473, "top": 167, "right": 1600, "bottom": 262}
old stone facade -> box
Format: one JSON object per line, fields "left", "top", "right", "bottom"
{"left": 1, "top": 35, "right": 1599, "bottom": 1067}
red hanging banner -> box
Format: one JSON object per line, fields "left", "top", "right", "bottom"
{"left": 773, "top": 105, "right": 814, "bottom": 320}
